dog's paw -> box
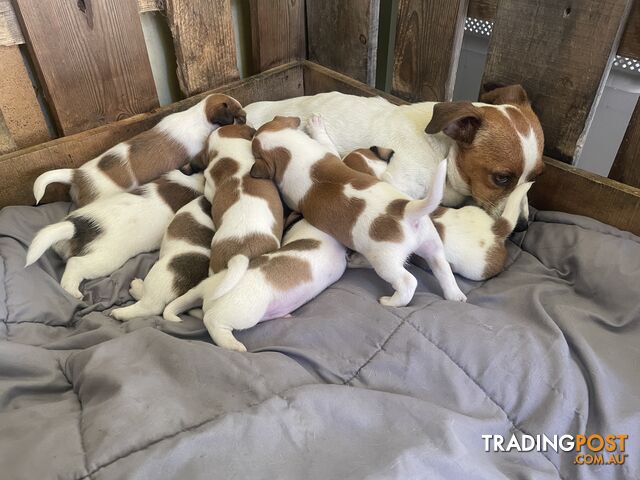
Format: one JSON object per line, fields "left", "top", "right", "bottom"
{"left": 61, "top": 282, "right": 83, "bottom": 299}
{"left": 305, "top": 114, "right": 326, "bottom": 137}
{"left": 110, "top": 308, "right": 128, "bottom": 321}
{"left": 445, "top": 289, "right": 467, "bottom": 303}
{"left": 129, "top": 278, "right": 144, "bottom": 300}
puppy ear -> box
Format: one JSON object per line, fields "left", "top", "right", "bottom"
{"left": 250, "top": 158, "right": 274, "bottom": 179}
{"left": 369, "top": 146, "right": 394, "bottom": 162}
{"left": 274, "top": 116, "right": 301, "bottom": 129}
{"left": 187, "top": 148, "right": 210, "bottom": 173}
{"left": 425, "top": 102, "right": 482, "bottom": 145}
{"left": 205, "top": 95, "right": 246, "bottom": 126}
{"left": 480, "top": 84, "right": 529, "bottom": 106}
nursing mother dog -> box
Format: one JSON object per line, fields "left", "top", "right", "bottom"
{"left": 245, "top": 84, "right": 544, "bottom": 229}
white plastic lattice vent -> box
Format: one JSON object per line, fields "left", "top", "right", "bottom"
{"left": 613, "top": 56, "right": 640, "bottom": 72}
{"left": 465, "top": 18, "right": 493, "bottom": 37}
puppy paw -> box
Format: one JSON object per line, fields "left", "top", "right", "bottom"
{"left": 61, "top": 283, "right": 83, "bottom": 299}
{"left": 110, "top": 308, "right": 128, "bottom": 321}
{"left": 129, "top": 278, "right": 144, "bottom": 300}
{"left": 305, "top": 114, "right": 326, "bottom": 137}
{"left": 445, "top": 289, "right": 467, "bottom": 303}
{"left": 379, "top": 295, "right": 408, "bottom": 307}
{"left": 163, "top": 313, "right": 183, "bottom": 323}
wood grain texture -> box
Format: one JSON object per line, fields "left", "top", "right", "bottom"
{"left": 467, "top": 0, "right": 640, "bottom": 59}
{"left": 13, "top": 0, "right": 158, "bottom": 135}
{"left": 391, "top": 0, "right": 468, "bottom": 102}
{"left": 0, "top": 45, "right": 50, "bottom": 153}
{"left": 164, "top": 0, "right": 240, "bottom": 96}
{"left": 609, "top": 98, "right": 640, "bottom": 188}
{"left": 0, "top": 0, "right": 24, "bottom": 45}
{"left": 302, "top": 61, "right": 640, "bottom": 236}
{"left": 0, "top": 62, "right": 303, "bottom": 208}
{"left": 249, "top": 0, "right": 305, "bottom": 73}
{"left": 482, "top": 0, "right": 632, "bottom": 164}
{"left": 531, "top": 157, "right": 640, "bottom": 236}
{"left": 306, "top": 0, "right": 380, "bottom": 85}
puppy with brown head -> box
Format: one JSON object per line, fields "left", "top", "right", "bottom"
{"left": 33, "top": 94, "right": 246, "bottom": 206}
{"left": 343, "top": 146, "right": 533, "bottom": 280}
{"left": 162, "top": 123, "right": 285, "bottom": 321}
{"left": 250, "top": 115, "right": 466, "bottom": 307}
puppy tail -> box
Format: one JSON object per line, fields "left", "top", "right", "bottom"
{"left": 162, "top": 256, "right": 248, "bottom": 322}
{"left": 405, "top": 159, "right": 447, "bottom": 220}
{"left": 497, "top": 182, "right": 533, "bottom": 238}
{"left": 33, "top": 169, "right": 73, "bottom": 204}
{"left": 25, "top": 221, "right": 75, "bottom": 267}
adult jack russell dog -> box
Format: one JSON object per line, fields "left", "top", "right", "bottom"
{"left": 33, "top": 94, "right": 245, "bottom": 206}
{"left": 245, "top": 84, "right": 544, "bottom": 230}
{"left": 250, "top": 115, "right": 466, "bottom": 306}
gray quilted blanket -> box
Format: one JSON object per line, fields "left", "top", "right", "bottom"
{"left": 0, "top": 202, "right": 638, "bottom": 480}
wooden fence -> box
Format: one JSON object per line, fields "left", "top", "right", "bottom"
{"left": 0, "top": 0, "right": 639, "bottom": 232}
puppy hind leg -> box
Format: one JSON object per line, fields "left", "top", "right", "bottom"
{"left": 129, "top": 278, "right": 144, "bottom": 300}
{"left": 60, "top": 257, "right": 87, "bottom": 299}
{"left": 204, "top": 318, "right": 247, "bottom": 352}
{"left": 368, "top": 256, "right": 418, "bottom": 307}
{"left": 111, "top": 299, "right": 162, "bottom": 321}
{"left": 415, "top": 240, "right": 467, "bottom": 302}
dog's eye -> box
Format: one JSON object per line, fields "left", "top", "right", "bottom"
{"left": 492, "top": 173, "right": 512, "bottom": 187}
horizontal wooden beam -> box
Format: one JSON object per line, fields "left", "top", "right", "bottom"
{"left": 0, "top": 62, "right": 303, "bottom": 208}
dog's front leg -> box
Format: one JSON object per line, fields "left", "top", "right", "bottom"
{"left": 305, "top": 115, "right": 340, "bottom": 157}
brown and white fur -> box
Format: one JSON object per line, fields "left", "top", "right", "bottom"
{"left": 110, "top": 196, "right": 214, "bottom": 321}
{"left": 33, "top": 94, "right": 246, "bottom": 206}
{"left": 245, "top": 84, "right": 544, "bottom": 228}
{"left": 164, "top": 218, "right": 347, "bottom": 352}
{"left": 160, "top": 125, "right": 285, "bottom": 320}
{"left": 344, "top": 147, "right": 533, "bottom": 280}
{"left": 25, "top": 171, "right": 204, "bottom": 299}
{"left": 250, "top": 115, "right": 466, "bottom": 306}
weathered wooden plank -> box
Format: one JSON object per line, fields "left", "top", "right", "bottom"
{"left": 0, "top": 108, "right": 16, "bottom": 154}
{"left": 13, "top": 0, "right": 159, "bottom": 136}
{"left": 0, "top": 0, "right": 24, "bottom": 46}
{"left": 302, "top": 61, "right": 640, "bottom": 236}
{"left": 609, "top": 98, "right": 640, "bottom": 188}
{"left": 0, "top": 62, "right": 303, "bottom": 208}
{"left": 482, "top": 0, "right": 632, "bottom": 164}
{"left": 391, "top": 0, "right": 468, "bottom": 102}
{"left": 249, "top": 0, "right": 305, "bottom": 73}
{"left": 164, "top": 0, "right": 239, "bottom": 96}
{"left": 619, "top": 0, "right": 640, "bottom": 59}
{"left": 531, "top": 157, "right": 640, "bottom": 236}
{"left": 467, "top": 0, "right": 496, "bottom": 21}
{"left": 0, "top": 45, "right": 51, "bottom": 153}
{"left": 306, "top": 0, "right": 380, "bottom": 85}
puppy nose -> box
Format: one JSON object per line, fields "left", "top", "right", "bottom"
{"left": 513, "top": 217, "right": 529, "bottom": 232}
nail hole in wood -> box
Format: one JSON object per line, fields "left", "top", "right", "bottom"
{"left": 563, "top": 7, "right": 572, "bottom": 18}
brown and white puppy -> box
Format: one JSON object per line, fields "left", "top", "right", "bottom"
{"left": 249, "top": 115, "right": 466, "bottom": 307}
{"left": 33, "top": 94, "right": 246, "bottom": 206}
{"left": 164, "top": 219, "right": 347, "bottom": 351}
{"left": 25, "top": 171, "right": 204, "bottom": 299}
{"left": 161, "top": 124, "right": 284, "bottom": 319}
{"left": 245, "top": 84, "right": 544, "bottom": 229}
{"left": 111, "top": 196, "right": 214, "bottom": 321}
{"left": 344, "top": 147, "right": 533, "bottom": 280}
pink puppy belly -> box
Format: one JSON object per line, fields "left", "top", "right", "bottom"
{"left": 262, "top": 285, "right": 317, "bottom": 321}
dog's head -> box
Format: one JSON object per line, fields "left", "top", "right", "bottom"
{"left": 250, "top": 116, "right": 301, "bottom": 182}
{"left": 425, "top": 84, "right": 544, "bottom": 229}
{"left": 204, "top": 94, "right": 247, "bottom": 127}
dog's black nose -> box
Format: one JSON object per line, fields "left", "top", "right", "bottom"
{"left": 513, "top": 217, "right": 529, "bottom": 232}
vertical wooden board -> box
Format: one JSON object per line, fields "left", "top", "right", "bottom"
{"left": 0, "top": 45, "right": 51, "bottom": 152}
{"left": 13, "top": 0, "right": 159, "bottom": 136}
{"left": 391, "top": 0, "right": 468, "bottom": 102}
{"left": 609, "top": 98, "right": 640, "bottom": 188}
{"left": 482, "top": 0, "right": 631, "bottom": 164}
{"left": 165, "top": 0, "right": 240, "bottom": 96}
{"left": 619, "top": 1, "right": 640, "bottom": 58}
{"left": 467, "top": 0, "right": 496, "bottom": 21}
{"left": 249, "top": 0, "right": 305, "bottom": 74}
{"left": 306, "top": 0, "right": 380, "bottom": 85}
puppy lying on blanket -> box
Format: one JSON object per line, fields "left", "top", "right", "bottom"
{"left": 344, "top": 147, "right": 533, "bottom": 280}
{"left": 25, "top": 171, "right": 204, "bottom": 299}
{"left": 250, "top": 116, "right": 466, "bottom": 306}
{"left": 110, "top": 196, "right": 214, "bottom": 321}
{"left": 161, "top": 124, "right": 284, "bottom": 321}
{"left": 164, "top": 218, "right": 347, "bottom": 352}
{"left": 33, "top": 94, "right": 245, "bottom": 206}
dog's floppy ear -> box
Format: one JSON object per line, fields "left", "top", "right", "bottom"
{"left": 480, "top": 83, "right": 529, "bottom": 106}
{"left": 425, "top": 102, "right": 482, "bottom": 145}
{"left": 250, "top": 158, "right": 274, "bottom": 179}
{"left": 205, "top": 94, "right": 246, "bottom": 126}
{"left": 369, "top": 146, "right": 394, "bottom": 162}
{"left": 274, "top": 116, "right": 301, "bottom": 130}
